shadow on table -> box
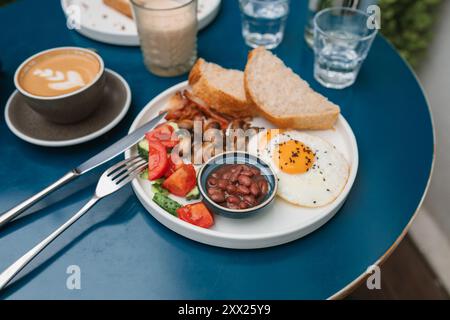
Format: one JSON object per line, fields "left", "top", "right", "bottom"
{"left": 0, "top": 192, "right": 139, "bottom": 298}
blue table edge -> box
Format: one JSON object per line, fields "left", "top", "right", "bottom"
{"left": 329, "top": 35, "right": 436, "bottom": 300}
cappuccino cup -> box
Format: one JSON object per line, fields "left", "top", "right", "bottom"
{"left": 14, "top": 47, "right": 106, "bottom": 124}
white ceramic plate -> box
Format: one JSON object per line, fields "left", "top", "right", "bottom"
{"left": 61, "top": 0, "right": 221, "bottom": 46}
{"left": 125, "top": 81, "right": 359, "bottom": 249}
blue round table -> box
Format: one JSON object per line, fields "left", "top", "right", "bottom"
{"left": 0, "top": 0, "right": 434, "bottom": 299}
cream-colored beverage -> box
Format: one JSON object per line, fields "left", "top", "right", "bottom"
{"left": 18, "top": 49, "right": 101, "bottom": 97}
{"left": 132, "top": 0, "right": 197, "bottom": 77}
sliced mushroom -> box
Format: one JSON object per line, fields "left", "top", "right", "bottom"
{"left": 204, "top": 120, "right": 221, "bottom": 131}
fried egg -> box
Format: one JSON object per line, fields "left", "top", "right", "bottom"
{"left": 248, "top": 130, "right": 350, "bottom": 207}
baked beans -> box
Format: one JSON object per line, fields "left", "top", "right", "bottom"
{"left": 206, "top": 164, "right": 269, "bottom": 209}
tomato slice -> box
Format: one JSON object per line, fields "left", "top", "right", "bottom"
{"left": 162, "top": 164, "right": 196, "bottom": 197}
{"left": 164, "top": 152, "right": 184, "bottom": 178}
{"left": 177, "top": 202, "right": 214, "bottom": 228}
{"left": 147, "top": 139, "right": 169, "bottom": 181}
{"left": 145, "top": 123, "right": 179, "bottom": 148}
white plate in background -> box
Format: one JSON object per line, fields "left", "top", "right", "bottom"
{"left": 61, "top": 0, "right": 221, "bottom": 46}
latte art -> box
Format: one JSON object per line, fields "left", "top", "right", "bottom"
{"left": 33, "top": 68, "right": 86, "bottom": 91}
{"left": 18, "top": 49, "right": 101, "bottom": 97}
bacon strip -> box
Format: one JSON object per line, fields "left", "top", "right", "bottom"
{"left": 183, "top": 91, "right": 230, "bottom": 129}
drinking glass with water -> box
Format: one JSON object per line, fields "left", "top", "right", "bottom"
{"left": 239, "top": 0, "right": 290, "bottom": 49}
{"left": 313, "top": 7, "right": 377, "bottom": 89}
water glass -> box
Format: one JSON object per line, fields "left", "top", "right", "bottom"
{"left": 131, "top": 0, "right": 197, "bottom": 77}
{"left": 239, "top": 0, "right": 290, "bottom": 50}
{"left": 313, "top": 7, "right": 377, "bottom": 89}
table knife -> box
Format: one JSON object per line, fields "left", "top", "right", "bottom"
{"left": 0, "top": 111, "right": 166, "bottom": 229}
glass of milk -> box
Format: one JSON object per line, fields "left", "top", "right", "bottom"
{"left": 131, "top": 0, "right": 198, "bottom": 77}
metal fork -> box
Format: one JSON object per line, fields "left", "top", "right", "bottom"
{"left": 0, "top": 155, "right": 147, "bottom": 290}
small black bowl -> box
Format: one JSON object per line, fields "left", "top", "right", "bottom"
{"left": 197, "top": 152, "right": 278, "bottom": 219}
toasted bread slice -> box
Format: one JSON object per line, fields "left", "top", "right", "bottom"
{"left": 103, "top": 0, "right": 133, "bottom": 19}
{"left": 244, "top": 47, "right": 340, "bottom": 130}
{"left": 188, "top": 58, "right": 254, "bottom": 118}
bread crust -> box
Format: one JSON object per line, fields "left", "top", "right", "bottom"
{"left": 244, "top": 48, "right": 339, "bottom": 130}
{"left": 188, "top": 59, "right": 255, "bottom": 118}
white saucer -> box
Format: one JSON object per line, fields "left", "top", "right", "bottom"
{"left": 5, "top": 69, "right": 131, "bottom": 147}
{"left": 61, "top": 0, "right": 222, "bottom": 46}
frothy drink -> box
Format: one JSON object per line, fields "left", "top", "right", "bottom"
{"left": 17, "top": 48, "right": 101, "bottom": 97}
{"left": 132, "top": 0, "right": 197, "bottom": 77}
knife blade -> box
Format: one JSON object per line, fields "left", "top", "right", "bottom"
{"left": 0, "top": 111, "right": 167, "bottom": 229}
{"left": 75, "top": 111, "right": 166, "bottom": 174}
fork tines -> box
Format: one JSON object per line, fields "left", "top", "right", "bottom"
{"left": 107, "top": 156, "right": 148, "bottom": 186}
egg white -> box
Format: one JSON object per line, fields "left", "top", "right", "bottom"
{"left": 248, "top": 130, "right": 350, "bottom": 208}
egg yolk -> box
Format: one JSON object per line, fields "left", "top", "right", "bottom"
{"left": 273, "top": 140, "right": 315, "bottom": 174}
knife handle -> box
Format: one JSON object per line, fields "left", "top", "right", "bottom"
{"left": 0, "top": 170, "right": 79, "bottom": 230}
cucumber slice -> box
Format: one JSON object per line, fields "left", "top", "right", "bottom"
{"left": 151, "top": 183, "right": 169, "bottom": 196}
{"left": 137, "top": 139, "right": 149, "bottom": 159}
{"left": 186, "top": 186, "right": 200, "bottom": 200}
{"left": 139, "top": 168, "right": 149, "bottom": 180}
{"left": 151, "top": 178, "right": 165, "bottom": 185}
{"left": 152, "top": 193, "right": 181, "bottom": 216}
